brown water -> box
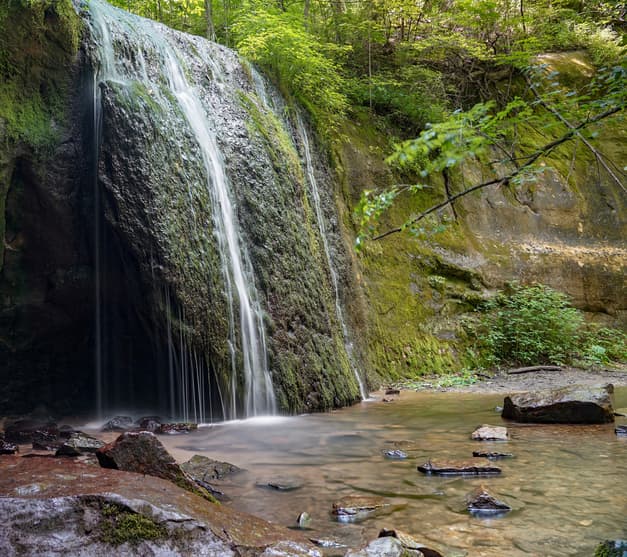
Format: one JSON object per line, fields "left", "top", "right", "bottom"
{"left": 161, "top": 389, "right": 627, "bottom": 556}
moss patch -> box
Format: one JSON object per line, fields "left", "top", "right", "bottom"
{"left": 99, "top": 503, "right": 168, "bottom": 546}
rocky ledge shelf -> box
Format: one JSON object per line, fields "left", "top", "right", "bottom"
{"left": 0, "top": 456, "right": 319, "bottom": 556}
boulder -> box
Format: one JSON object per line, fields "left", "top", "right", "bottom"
{"left": 379, "top": 529, "right": 443, "bottom": 557}
{"left": 32, "top": 430, "right": 62, "bottom": 451}
{"left": 0, "top": 456, "right": 321, "bottom": 556}
{"left": 101, "top": 416, "right": 134, "bottom": 432}
{"left": 502, "top": 384, "right": 615, "bottom": 424}
{"left": 96, "top": 431, "right": 201, "bottom": 496}
{"left": 158, "top": 422, "right": 198, "bottom": 435}
{"left": 4, "top": 420, "right": 58, "bottom": 444}
{"left": 466, "top": 486, "right": 512, "bottom": 515}
{"left": 0, "top": 440, "right": 18, "bottom": 455}
{"left": 56, "top": 432, "right": 105, "bottom": 456}
{"left": 471, "top": 425, "right": 508, "bottom": 441}
{"left": 418, "top": 459, "right": 501, "bottom": 476}
{"left": 181, "top": 454, "right": 242, "bottom": 481}
{"left": 135, "top": 417, "right": 162, "bottom": 432}
{"left": 472, "top": 451, "right": 513, "bottom": 460}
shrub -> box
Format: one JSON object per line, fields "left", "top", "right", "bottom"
{"left": 481, "top": 283, "right": 583, "bottom": 366}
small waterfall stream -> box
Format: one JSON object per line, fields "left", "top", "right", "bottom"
{"left": 86, "top": 0, "right": 275, "bottom": 419}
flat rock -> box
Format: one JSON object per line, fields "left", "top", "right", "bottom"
{"left": 379, "top": 529, "right": 443, "bottom": 556}
{"left": 331, "top": 495, "right": 387, "bottom": 518}
{"left": 57, "top": 432, "right": 105, "bottom": 456}
{"left": 181, "top": 454, "right": 242, "bottom": 481}
{"left": 255, "top": 476, "right": 304, "bottom": 491}
{"left": 502, "top": 384, "right": 615, "bottom": 424}
{"left": 471, "top": 425, "right": 508, "bottom": 441}
{"left": 0, "top": 456, "right": 320, "bottom": 556}
{"left": 418, "top": 459, "right": 501, "bottom": 476}
{"left": 615, "top": 425, "right": 627, "bottom": 437}
{"left": 383, "top": 449, "right": 408, "bottom": 459}
{"left": 96, "top": 431, "right": 201, "bottom": 496}
{"left": 466, "top": 486, "right": 512, "bottom": 515}
{"left": 472, "top": 450, "right": 513, "bottom": 460}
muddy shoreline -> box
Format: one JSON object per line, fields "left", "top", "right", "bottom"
{"left": 402, "top": 366, "right": 627, "bottom": 394}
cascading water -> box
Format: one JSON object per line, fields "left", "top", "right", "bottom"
{"left": 295, "top": 114, "right": 368, "bottom": 400}
{"left": 86, "top": 0, "right": 275, "bottom": 419}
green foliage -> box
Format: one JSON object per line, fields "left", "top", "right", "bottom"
{"left": 400, "top": 368, "right": 479, "bottom": 390}
{"left": 577, "top": 326, "right": 627, "bottom": 367}
{"left": 480, "top": 283, "right": 583, "bottom": 366}
{"left": 233, "top": 4, "right": 349, "bottom": 132}
{"left": 99, "top": 503, "right": 167, "bottom": 546}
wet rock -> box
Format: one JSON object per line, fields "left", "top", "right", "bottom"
{"left": 101, "top": 416, "right": 134, "bottom": 432}
{"left": 56, "top": 432, "right": 105, "bottom": 456}
{"left": 471, "top": 424, "right": 508, "bottom": 441}
{"left": 345, "top": 536, "right": 422, "bottom": 556}
{"left": 181, "top": 454, "right": 242, "bottom": 481}
{"left": 615, "top": 425, "right": 627, "bottom": 437}
{"left": 296, "top": 511, "right": 312, "bottom": 528}
{"left": 58, "top": 425, "right": 78, "bottom": 439}
{"left": 158, "top": 422, "right": 198, "bottom": 435}
{"left": 256, "top": 476, "right": 304, "bottom": 491}
{"left": 378, "top": 529, "right": 443, "bottom": 557}
{"left": 135, "top": 416, "right": 162, "bottom": 432}
{"left": 502, "top": 384, "right": 615, "bottom": 424}
{"left": 417, "top": 459, "right": 501, "bottom": 476}
{"left": 0, "top": 456, "right": 321, "bottom": 556}
{"left": 472, "top": 450, "right": 513, "bottom": 460}
{"left": 384, "top": 449, "right": 408, "bottom": 459}
{"left": 4, "top": 420, "right": 58, "bottom": 444}
{"left": 594, "top": 540, "right": 627, "bottom": 557}
{"left": 331, "top": 495, "right": 387, "bottom": 521}
{"left": 0, "top": 440, "right": 18, "bottom": 455}
{"left": 32, "top": 430, "right": 62, "bottom": 451}
{"left": 466, "top": 486, "right": 512, "bottom": 515}
{"left": 309, "top": 538, "right": 345, "bottom": 549}
{"left": 96, "top": 431, "right": 201, "bottom": 496}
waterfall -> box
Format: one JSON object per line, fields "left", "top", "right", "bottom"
{"left": 295, "top": 114, "right": 368, "bottom": 400}
{"left": 86, "top": 0, "right": 275, "bottom": 419}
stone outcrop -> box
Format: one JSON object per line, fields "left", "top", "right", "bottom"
{"left": 502, "top": 384, "right": 615, "bottom": 423}
{"left": 0, "top": 456, "right": 320, "bottom": 556}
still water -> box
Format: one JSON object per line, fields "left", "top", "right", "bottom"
{"left": 162, "top": 389, "right": 627, "bottom": 556}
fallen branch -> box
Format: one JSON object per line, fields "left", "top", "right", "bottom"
{"left": 507, "top": 365, "right": 562, "bottom": 375}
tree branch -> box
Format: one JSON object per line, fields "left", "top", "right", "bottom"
{"left": 372, "top": 104, "right": 623, "bottom": 241}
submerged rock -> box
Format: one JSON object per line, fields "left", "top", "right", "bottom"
{"left": 256, "top": 476, "right": 304, "bottom": 492}
{"left": 96, "top": 431, "right": 202, "bottom": 496}
{"left": 345, "top": 536, "right": 422, "bottom": 557}
{"left": 418, "top": 459, "right": 501, "bottom": 476}
{"left": 466, "top": 486, "right": 512, "bottom": 515}
{"left": 471, "top": 424, "right": 508, "bottom": 441}
{"left": 378, "top": 529, "right": 443, "bottom": 557}
{"left": 472, "top": 450, "right": 513, "bottom": 460}
{"left": 181, "top": 454, "right": 243, "bottom": 481}
{"left": 615, "top": 425, "right": 627, "bottom": 437}
{"left": 502, "top": 384, "right": 615, "bottom": 424}
{"left": 331, "top": 495, "right": 387, "bottom": 521}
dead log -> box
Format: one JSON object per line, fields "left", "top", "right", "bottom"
{"left": 507, "top": 365, "right": 562, "bottom": 375}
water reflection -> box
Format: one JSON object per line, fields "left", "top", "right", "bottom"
{"left": 162, "top": 389, "right": 627, "bottom": 556}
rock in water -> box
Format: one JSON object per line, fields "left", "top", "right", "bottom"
{"left": 378, "top": 529, "right": 444, "bottom": 556}
{"left": 255, "top": 476, "right": 304, "bottom": 491}
{"left": 472, "top": 450, "right": 513, "bottom": 460}
{"left": 331, "top": 495, "right": 388, "bottom": 521}
{"left": 383, "top": 449, "right": 408, "bottom": 459}
{"left": 181, "top": 454, "right": 242, "bottom": 481}
{"left": 101, "top": 416, "right": 134, "bottom": 432}
{"left": 615, "top": 425, "right": 627, "bottom": 437}
{"left": 96, "top": 431, "right": 201, "bottom": 496}
{"left": 417, "top": 459, "right": 501, "bottom": 476}
{"left": 296, "top": 512, "right": 312, "bottom": 528}
{"left": 466, "top": 486, "right": 512, "bottom": 515}
{"left": 502, "top": 384, "right": 615, "bottom": 424}
{"left": 345, "top": 536, "right": 420, "bottom": 557}
{"left": 0, "top": 440, "right": 18, "bottom": 455}
{"left": 471, "top": 425, "right": 508, "bottom": 441}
